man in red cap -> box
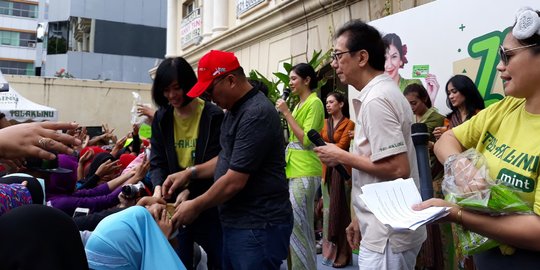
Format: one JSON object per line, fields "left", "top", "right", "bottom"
{"left": 163, "top": 50, "right": 293, "bottom": 270}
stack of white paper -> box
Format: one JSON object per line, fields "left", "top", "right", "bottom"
{"left": 359, "top": 178, "right": 450, "bottom": 231}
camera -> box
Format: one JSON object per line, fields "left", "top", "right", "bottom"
{"left": 121, "top": 181, "right": 146, "bottom": 199}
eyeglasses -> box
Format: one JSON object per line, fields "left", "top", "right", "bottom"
{"left": 499, "top": 44, "right": 538, "bottom": 65}
{"left": 203, "top": 74, "right": 230, "bottom": 99}
{"left": 331, "top": 50, "right": 357, "bottom": 61}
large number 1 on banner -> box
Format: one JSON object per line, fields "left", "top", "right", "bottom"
{"left": 468, "top": 29, "right": 510, "bottom": 106}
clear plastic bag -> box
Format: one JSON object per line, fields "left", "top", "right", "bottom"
{"left": 442, "top": 148, "right": 533, "bottom": 255}
{"left": 130, "top": 92, "right": 149, "bottom": 126}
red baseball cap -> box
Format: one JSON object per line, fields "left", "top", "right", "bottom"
{"left": 187, "top": 50, "right": 240, "bottom": 98}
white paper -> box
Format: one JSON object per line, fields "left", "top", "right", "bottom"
{"left": 360, "top": 178, "right": 450, "bottom": 231}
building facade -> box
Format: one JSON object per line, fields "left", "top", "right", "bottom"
{"left": 167, "top": 0, "right": 434, "bottom": 88}
{"left": 0, "top": 0, "right": 38, "bottom": 76}
{"left": 43, "top": 0, "right": 167, "bottom": 83}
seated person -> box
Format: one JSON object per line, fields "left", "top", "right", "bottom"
{"left": 0, "top": 174, "right": 45, "bottom": 216}
{"left": 27, "top": 156, "right": 149, "bottom": 216}
{"left": 0, "top": 204, "right": 88, "bottom": 270}
{"left": 85, "top": 205, "right": 185, "bottom": 270}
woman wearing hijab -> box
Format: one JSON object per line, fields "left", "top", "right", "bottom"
{"left": 85, "top": 205, "right": 185, "bottom": 270}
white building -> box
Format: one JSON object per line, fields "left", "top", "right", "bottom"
{"left": 0, "top": 0, "right": 38, "bottom": 75}
{"left": 43, "top": 0, "right": 167, "bottom": 83}
{"left": 163, "top": 0, "right": 433, "bottom": 99}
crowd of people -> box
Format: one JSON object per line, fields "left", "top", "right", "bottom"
{"left": 0, "top": 6, "right": 539, "bottom": 270}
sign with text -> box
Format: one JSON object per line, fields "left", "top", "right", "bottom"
{"left": 180, "top": 8, "right": 202, "bottom": 48}
{"left": 236, "top": 0, "right": 266, "bottom": 17}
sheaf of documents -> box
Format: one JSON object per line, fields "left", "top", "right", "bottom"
{"left": 359, "top": 178, "right": 450, "bottom": 231}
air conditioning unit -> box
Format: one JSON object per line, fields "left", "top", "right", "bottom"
{"left": 28, "top": 42, "right": 36, "bottom": 48}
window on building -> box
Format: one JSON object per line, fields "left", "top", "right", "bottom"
{"left": 0, "top": 60, "right": 33, "bottom": 75}
{"left": 19, "top": 32, "right": 36, "bottom": 47}
{"left": 0, "top": 1, "right": 9, "bottom": 16}
{"left": 0, "top": 31, "right": 17, "bottom": 46}
{"left": 47, "top": 21, "right": 69, "bottom": 54}
{"left": 0, "top": 1, "right": 37, "bottom": 18}
{"left": 0, "top": 30, "right": 36, "bottom": 47}
{"left": 182, "top": 0, "right": 198, "bottom": 18}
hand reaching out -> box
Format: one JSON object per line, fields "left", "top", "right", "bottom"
{"left": 162, "top": 170, "right": 190, "bottom": 199}
{"left": 137, "top": 104, "right": 156, "bottom": 119}
{"left": 95, "top": 159, "right": 121, "bottom": 179}
{"left": 0, "top": 122, "right": 80, "bottom": 160}
{"left": 425, "top": 74, "right": 440, "bottom": 105}
{"left": 156, "top": 207, "right": 174, "bottom": 238}
{"left": 111, "top": 135, "right": 128, "bottom": 158}
{"left": 137, "top": 185, "right": 166, "bottom": 207}
{"left": 131, "top": 157, "right": 150, "bottom": 182}
{"left": 132, "top": 124, "right": 139, "bottom": 137}
{"left": 171, "top": 199, "right": 202, "bottom": 228}
{"left": 78, "top": 148, "right": 94, "bottom": 165}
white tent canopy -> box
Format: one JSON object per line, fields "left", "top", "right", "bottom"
{"left": 0, "top": 72, "right": 57, "bottom": 122}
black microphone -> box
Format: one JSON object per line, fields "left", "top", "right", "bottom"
{"left": 307, "top": 129, "right": 351, "bottom": 180}
{"left": 277, "top": 89, "right": 291, "bottom": 114}
{"left": 281, "top": 88, "right": 290, "bottom": 100}
{"left": 411, "top": 123, "right": 433, "bottom": 200}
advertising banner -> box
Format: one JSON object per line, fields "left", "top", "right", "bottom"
{"left": 353, "top": 0, "right": 539, "bottom": 115}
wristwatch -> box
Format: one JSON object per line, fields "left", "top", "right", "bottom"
{"left": 187, "top": 166, "right": 197, "bottom": 179}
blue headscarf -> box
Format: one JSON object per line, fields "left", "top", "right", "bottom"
{"left": 85, "top": 206, "right": 185, "bottom": 270}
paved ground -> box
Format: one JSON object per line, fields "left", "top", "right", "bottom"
{"left": 279, "top": 254, "right": 358, "bottom": 269}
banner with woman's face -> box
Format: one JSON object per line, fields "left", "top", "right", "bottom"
{"left": 345, "top": 0, "right": 538, "bottom": 121}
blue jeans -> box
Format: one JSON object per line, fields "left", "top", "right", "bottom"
{"left": 222, "top": 222, "right": 293, "bottom": 270}
{"left": 175, "top": 207, "right": 222, "bottom": 270}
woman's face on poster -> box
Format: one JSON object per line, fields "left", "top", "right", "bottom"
{"left": 385, "top": 44, "right": 403, "bottom": 81}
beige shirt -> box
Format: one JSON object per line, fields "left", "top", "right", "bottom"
{"left": 351, "top": 74, "right": 426, "bottom": 253}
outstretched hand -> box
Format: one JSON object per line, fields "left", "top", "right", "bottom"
{"left": 0, "top": 122, "right": 80, "bottom": 160}
{"left": 136, "top": 185, "right": 166, "bottom": 207}
{"left": 95, "top": 159, "right": 121, "bottom": 179}
{"left": 412, "top": 198, "right": 459, "bottom": 224}
{"left": 425, "top": 73, "right": 440, "bottom": 105}
{"left": 111, "top": 135, "right": 128, "bottom": 158}
{"left": 171, "top": 199, "right": 202, "bottom": 228}
{"left": 162, "top": 170, "right": 190, "bottom": 199}
{"left": 137, "top": 104, "right": 155, "bottom": 119}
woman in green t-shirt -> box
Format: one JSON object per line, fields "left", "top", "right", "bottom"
{"left": 276, "top": 63, "right": 324, "bottom": 270}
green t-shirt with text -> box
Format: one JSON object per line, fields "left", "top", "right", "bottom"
{"left": 173, "top": 98, "right": 204, "bottom": 169}
{"left": 453, "top": 97, "right": 540, "bottom": 214}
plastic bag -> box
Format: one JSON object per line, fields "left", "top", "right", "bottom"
{"left": 130, "top": 92, "right": 150, "bottom": 126}
{"left": 442, "top": 148, "right": 533, "bottom": 255}
{"left": 442, "top": 149, "right": 532, "bottom": 214}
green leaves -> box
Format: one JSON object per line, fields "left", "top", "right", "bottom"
{"left": 248, "top": 49, "right": 331, "bottom": 105}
